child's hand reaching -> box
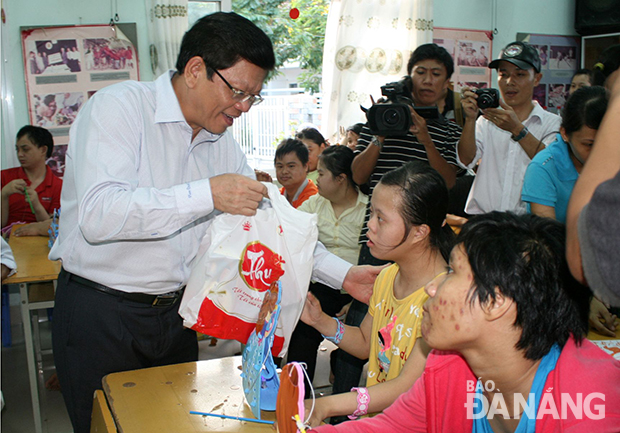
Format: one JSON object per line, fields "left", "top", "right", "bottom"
{"left": 304, "top": 397, "right": 326, "bottom": 428}
{"left": 300, "top": 292, "right": 324, "bottom": 327}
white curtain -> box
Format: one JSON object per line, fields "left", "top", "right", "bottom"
{"left": 1, "top": 0, "right": 18, "bottom": 169}
{"left": 144, "top": 0, "right": 189, "bottom": 77}
{"left": 321, "top": 0, "right": 433, "bottom": 141}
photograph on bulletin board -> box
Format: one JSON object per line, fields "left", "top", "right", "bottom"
{"left": 21, "top": 24, "right": 139, "bottom": 178}
{"left": 433, "top": 27, "right": 494, "bottom": 93}
{"left": 517, "top": 33, "right": 581, "bottom": 114}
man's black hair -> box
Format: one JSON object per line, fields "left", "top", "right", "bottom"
{"left": 274, "top": 138, "right": 309, "bottom": 166}
{"left": 175, "top": 12, "right": 276, "bottom": 78}
{"left": 407, "top": 43, "right": 454, "bottom": 79}
{"left": 17, "top": 125, "right": 54, "bottom": 158}
{"left": 457, "top": 212, "right": 590, "bottom": 360}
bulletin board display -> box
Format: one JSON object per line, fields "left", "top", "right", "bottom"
{"left": 517, "top": 32, "right": 581, "bottom": 113}
{"left": 433, "top": 27, "right": 494, "bottom": 92}
{"left": 21, "top": 24, "right": 138, "bottom": 177}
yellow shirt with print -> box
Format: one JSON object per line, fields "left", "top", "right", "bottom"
{"left": 366, "top": 263, "right": 428, "bottom": 386}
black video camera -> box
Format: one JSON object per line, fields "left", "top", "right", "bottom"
{"left": 475, "top": 88, "right": 500, "bottom": 109}
{"left": 365, "top": 76, "right": 439, "bottom": 136}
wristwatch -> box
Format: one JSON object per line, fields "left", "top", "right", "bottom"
{"left": 511, "top": 126, "right": 529, "bottom": 142}
{"left": 371, "top": 136, "right": 383, "bottom": 149}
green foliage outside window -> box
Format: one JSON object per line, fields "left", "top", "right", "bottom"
{"left": 232, "top": 0, "right": 329, "bottom": 93}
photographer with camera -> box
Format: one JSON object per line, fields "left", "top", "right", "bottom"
{"left": 457, "top": 41, "right": 560, "bottom": 215}
{"left": 327, "top": 44, "right": 461, "bottom": 424}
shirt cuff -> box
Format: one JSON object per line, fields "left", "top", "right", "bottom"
{"left": 455, "top": 147, "right": 480, "bottom": 170}
{"left": 311, "top": 242, "right": 352, "bottom": 289}
{"left": 172, "top": 178, "right": 214, "bottom": 220}
{"left": 521, "top": 195, "right": 555, "bottom": 208}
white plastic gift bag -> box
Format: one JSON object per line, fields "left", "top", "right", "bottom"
{"left": 179, "top": 182, "right": 318, "bottom": 356}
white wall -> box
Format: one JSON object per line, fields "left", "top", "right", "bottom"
{"left": 434, "top": 0, "right": 576, "bottom": 63}
{"left": 1, "top": 0, "right": 152, "bottom": 166}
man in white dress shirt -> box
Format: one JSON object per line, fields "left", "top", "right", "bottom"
{"left": 457, "top": 41, "right": 561, "bottom": 214}
{"left": 49, "top": 13, "right": 380, "bottom": 432}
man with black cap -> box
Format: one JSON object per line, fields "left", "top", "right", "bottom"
{"left": 457, "top": 41, "right": 560, "bottom": 214}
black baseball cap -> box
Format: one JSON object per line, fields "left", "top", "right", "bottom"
{"left": 488, "top": 41, "right": 541, "bottom": 73}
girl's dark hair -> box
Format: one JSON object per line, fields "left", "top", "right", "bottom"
{"left": 176, "top": 12, "right": 275, "bottom": 76}
{"left": 17, "top": 125, "right": 54, "bottom": 158}
{"left": 318, "top": 146, "right": 356, "bottom": 189}
{"left": 458, "top": 212, "right": 590, "bottom": 360}
{"left": 295, "top": 127, "right": 326, "bottom": 146}
{"left": 561, "top": 85, "right": 608, "bottom": 135}
{"left": 571, "top": 68, "right": 593, "bottom": 83}
{"left": 379, "top": 161, "right": 454, "bottom": 260}
{"left": 592, "top": 44, "right": 620, "bottom": 86}
{"left": 274, "top": 138, "right": 309, "bottom": 165}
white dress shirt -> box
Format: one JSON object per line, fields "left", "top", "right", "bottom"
{"left": 458, "top": 102, "right": 560, "bottom": 215}
{"left": 1, "top": 237, "right": 17, "bottom": 278}
{"left": 50, "top": 71, "right": 351, "bottom": 294}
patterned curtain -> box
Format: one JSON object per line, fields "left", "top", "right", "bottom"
{"left": 321, "top": 0, "right": 433, "bottom": 140}
{"left": 144, "top": 0, "right": 189, "bottom": 76}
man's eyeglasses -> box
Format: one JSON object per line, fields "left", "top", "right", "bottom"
{"left": 207, "top": 64, "right": 264, "bottom": 107}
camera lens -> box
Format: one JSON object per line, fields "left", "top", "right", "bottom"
{"left": 382, "top": 108, "right": 400, "bottom": 126}
{"left": 478, "top": 95, "right": 491, "bottom": 109}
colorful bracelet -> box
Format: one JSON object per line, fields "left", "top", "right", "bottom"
{"left": 348, "top": 387, "right": 370, "bottom": 420}
{"left": 321, "top": 317, "right": 344, "bottom": 345}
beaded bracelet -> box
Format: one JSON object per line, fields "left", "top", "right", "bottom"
{"left": 348, "top": 387, "right": 370, "bottom": 420}
{"left": 321, "top": 317, "right": 344, "bottom": 345}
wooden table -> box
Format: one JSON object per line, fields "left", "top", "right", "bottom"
{"left": 4, "top": 226, "right": 61, "bottom": 433}
{"left": 101, "top": 356, "right": 276, "bottom": 432}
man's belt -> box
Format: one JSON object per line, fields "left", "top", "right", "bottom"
{"left": 66, "top": 271, "right": 184, "bottom": 307}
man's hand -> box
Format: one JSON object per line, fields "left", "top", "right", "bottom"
{"left": 483, "top": 100, "right": 522, "bottom": 136}
{"left": 408, "top": 107, "right": 430, "bottom": 138}
{"left": 589, "top": 297, "right": 618, "bottom": 337}
{"left": 210, "top": 174, "right": 267, "bottom": 216}
{"left": 1, "top": 179, "right": 27, "bottom": 198}
{"left": 253, "top": 169, "right": 272, "bottom": 183}
{"left": 342, "top": 264, "right": 389, "bottom": 304}
{"left": 25, "top": 185, "right": 39, "bottom": 204}
{"left": 461, "top": 88, "right": 480, "bottom": 120}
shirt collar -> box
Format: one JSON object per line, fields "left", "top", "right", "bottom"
{"left": 355, "top": 189, "right": 369, "bottom": 207}
{"left": 154, "top": 69, "right": 224, "bottom": 143}
{"left": 526, "top": 101, "right": 546, "bottom": 122}
{"left": 41, "top": 165, "right": 54, "bottom": 187}
{"left": 154, "top": 70, "right": 186, "bottom": 124}
{"left": 18, "top": 165, "right": 54, "bottom": 187}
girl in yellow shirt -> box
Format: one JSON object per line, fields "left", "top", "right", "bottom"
{"left": 301, "top": 161, "right": 454, "bottom": 426}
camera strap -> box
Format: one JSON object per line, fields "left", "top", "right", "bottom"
{"left": 453, "top": 91, "right": 464, "bottom": 127}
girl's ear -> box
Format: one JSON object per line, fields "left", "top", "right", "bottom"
{"left": 411, "top": 224, "right": 431, "bottom": 244}
{"left": 560, "top": 126, "right": 569, "bottom": 143}
{"left": 336, "top": 173, "right": 347, "bottom": 184}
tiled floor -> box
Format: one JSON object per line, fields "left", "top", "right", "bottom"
{"left": 1, "top": 290, "right": 336, "bottom": 433}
